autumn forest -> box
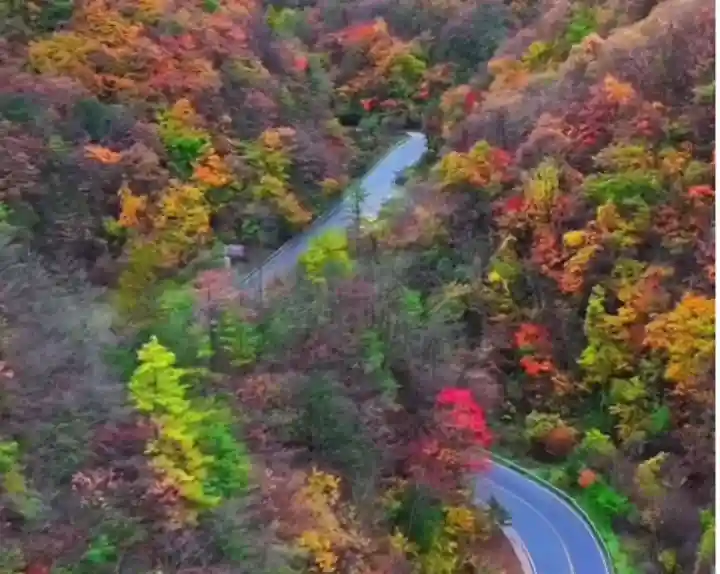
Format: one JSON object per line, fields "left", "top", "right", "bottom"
{"left": 0, "top": 0, "right": 715, "bottom": 573}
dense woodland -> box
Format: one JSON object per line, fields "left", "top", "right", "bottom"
{"left": 0, "top": 0, "right": 715, "bottom": 573}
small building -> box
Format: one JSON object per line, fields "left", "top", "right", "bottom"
{"left": 223, "top": 244, "right": 247, "bottom": 268}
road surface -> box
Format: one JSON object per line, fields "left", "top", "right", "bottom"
{"left": 236, "top": 132, "right": 611, "bottom": 574}
{"left": 476, "top": 461, "right": 610, "bottom": 574}
{"left": 236, "top": 132, "right": 427, "bottom": 295}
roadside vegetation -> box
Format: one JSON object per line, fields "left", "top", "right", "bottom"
{"left": 0, "top": 0, "right": 714, "bottom": 573}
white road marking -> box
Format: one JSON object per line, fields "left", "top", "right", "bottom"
{"left": 486, "top": 478, "right": 574, "bottom": 574}
{"left": 500, "top": 525, "right": 539, "bottom": 574}
{"left": 495, "top": 463, "right": 611, "bottom": 574}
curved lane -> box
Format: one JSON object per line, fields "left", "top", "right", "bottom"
{"left": 476, "top": 462, "right": 610, "bottom": 574}
{"left": 236, "top": 132, "right": 611, "bottom": 574}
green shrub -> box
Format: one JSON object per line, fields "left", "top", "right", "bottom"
{"left": 583, "top": 171, "right": 664, "bottom": 207}
{"left": 576, "top": 478, "right": 632, "bottom": 526}
{"left": 291, "top": 376, "right": 377, "bottom": 481}
{"left": 579, "top": 428, "right": 616, "bottom": 458}
{"left": 0, "top": 543, "right": 24, "bottom": 574}
{"left": 360, "top": 329, "right": 398, "bottom": 401}
{"left": 524, "top": 411, "right": 566, "bottom": 442}
{"left": 560, "top": 5, "right": 599, "bottom": 52}
{"left": 218, "top": 309, "right": 262, "bottom": 368}
{"left": 198, "top": 405, "right": 251, "bottom": 499}
{"left": 388, "top": 485, "right": 445, "bottom": 554}
{"left": 299, "top": 230, "right": 354, "bottom": 285}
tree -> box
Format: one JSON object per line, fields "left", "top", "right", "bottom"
{"left": 408, "top": 387, "right": 492, "bottom": 494}
{"left": 300, "top": 229, "right": 354, "bottom": 284}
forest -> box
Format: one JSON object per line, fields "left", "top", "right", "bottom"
{"left": 0, "top": 0, "right": 714, "bottom": 573}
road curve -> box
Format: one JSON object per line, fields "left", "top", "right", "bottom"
{"left": 476, "top": 462, "right": 610, "bottom": 574}
{"left": 236, "top": 133, "right": 611, "bottom": 574}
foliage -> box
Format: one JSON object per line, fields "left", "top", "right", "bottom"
{"left": 408, "top": 388, "right": 492, "bottom": 494}
{"left": 300, "top": 229, "right": 354, "bottom": 284}
{"left": 386, "top": 482, "right": 494, "bottom": 574}
{"left": 644, "top": 294, "right": 715, "bottom": 399}
{"left": 291, "top": 376, "right": 377, "bottom": 481}
{"left": 697, "top": 510, "right": 715, "bottom": 564}
{"left": 0, "top": 0, "right": 714, "bottom": 572}
{"left": 128, "top": 336, "right": 248, "bottom": 525}
{"left": 434, "top": 140, "right": 512, "bottom": 194}
{"left": 0, "top": 439, "right": 40, "bottom": 519}
{"left": 360, "top": 328, "right": 398, "bottom": 400}
{"left": 217, "top": 308, "right": 262, "bottom": 368}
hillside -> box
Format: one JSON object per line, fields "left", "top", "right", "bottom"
{"left": 0, "top": 0, "right": 715, "bottom": 573}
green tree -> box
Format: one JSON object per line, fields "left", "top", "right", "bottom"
{"left": 299, "top": 229, "right": 354, "bottom": 284}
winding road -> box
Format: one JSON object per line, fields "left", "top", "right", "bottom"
{"left": 235, "top": 132, "right": 611, "bottom": 574}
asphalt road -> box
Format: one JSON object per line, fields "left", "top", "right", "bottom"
{"left": 476, "top": 461, "right": 610, "bottom": 574}
{"left": 236, "top": 132, "right": 611, "bottom": 574}
{"left": 237, "top": 132, "right": 427, "bottom": 294}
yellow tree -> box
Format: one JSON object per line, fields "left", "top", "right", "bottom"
{"left": 644, "top": 294, "right": 715, "bottom": 402}
{"left": 243, "top": 128, "right": 312, "bottom": 227}
{"left": 299, "top": 230, "right": 354, "bottom": 285}
{"left": 151, "top": 181, "right": 213, "bottom": 267}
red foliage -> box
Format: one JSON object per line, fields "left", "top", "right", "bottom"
{"left": 519, "top": 356, "right": 554, "bottom": 377}
{"left": 687, "top": 185, "right": 714, "bottom": 200}
{"left": 513, "top": 323, "right": 550, "bottom": 352}
{"left": 416, "top": 85, "right": 430, "bottom": 100}
{"left": 489, "top": 148, "right": 512, "bottom": 176}
{"left": 577, "top": 468, "right": 597, "bottom": 489}
{"left": 337, "top": 21, "right": 381, "bottom": 45}
{"left": 503, "top": 195, "right": 525, "bottom": 213}
{"left": 361, "top": 98, "right": 377, "bottom": 112}
{"left": 463, "top": 90, "right": 479, "bottom": 114}
{"left": 293, "top": 56, "right": 309, "bottom": 72}
{"left": 407, "top": 388, "right": 493, "bottom": 491}
{"left": 435, "top": 387, "right": 493, "bottom": 447}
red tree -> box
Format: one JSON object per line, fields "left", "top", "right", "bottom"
{"left": 407, "top": 388, "right": 493, "bottom": 493}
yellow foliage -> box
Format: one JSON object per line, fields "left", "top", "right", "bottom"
{"left": 118, "top": 183, "right": 148, "bottom": 229}
{"left": 79, "top": 0, "right": 145, "bottom": 48}
{"left": 434, "top": 141, "right": 506, "bottom": 192}
{"left": 644, "top": 294, "right": 715, "bottom": 395}
{"left": 596, "top": 202, "right": 621, "bottom": 233}
{"left": 444, "top": 506, "right": 476, "bottom": 537}
{"left": 634, "top": 452, "right": 667, "bottom": 499}
{"left": 260, "top": 127, "right": 296, "bottom": 149}
{"left": 28, "top": 32, "right": 98, "bottom": 77}
{"left": 130, "top": 0, "right": 168, "bottom": 23}
{"left": 245, "top": 129, "right": 312, "bottom": 227}
{"left": 563, "top": 230, "right": 587, "bottom": 248}
{"left": 602, "top": 75, "right": 636, "bottom": 106}
{"left": 167, "top": 98, "right": 203, "bottom": 128}
{"left": 659, "top": 147, "right": 692, "bottom": 178}
{"left": 294, "top": 469, "right": 349, "bottom": 572}
{"left": 298, "top": 530, "right": 339, "bottom": 573}
{"left": 488, "top": 57, "right": 529, "bottom": 91}
{"left": 389, "top": 529, "right": 417, "bottom": 555}
{"left": 274, "top": 190, "right": 313, "bottom": 226}
{"left": 129, "top": 337, "right": 221, "bottom": 518}
{"left": 524, "top": 160, "right": 561, "bottom": 208}
{"left": 153, "top": 181, "right": 212, "bottom": 266}
{"left": 320, "top": 178, "right": 343, "bottom": 197}
{"left": 193, "top": 153, "right": 234, "bottom": 188}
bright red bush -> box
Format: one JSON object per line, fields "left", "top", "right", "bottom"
{"left": 514, "top": 322, "right": 550, "bottom": 351}
{"left": 435, "top": 387, "right": 493, "bottom": 448}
